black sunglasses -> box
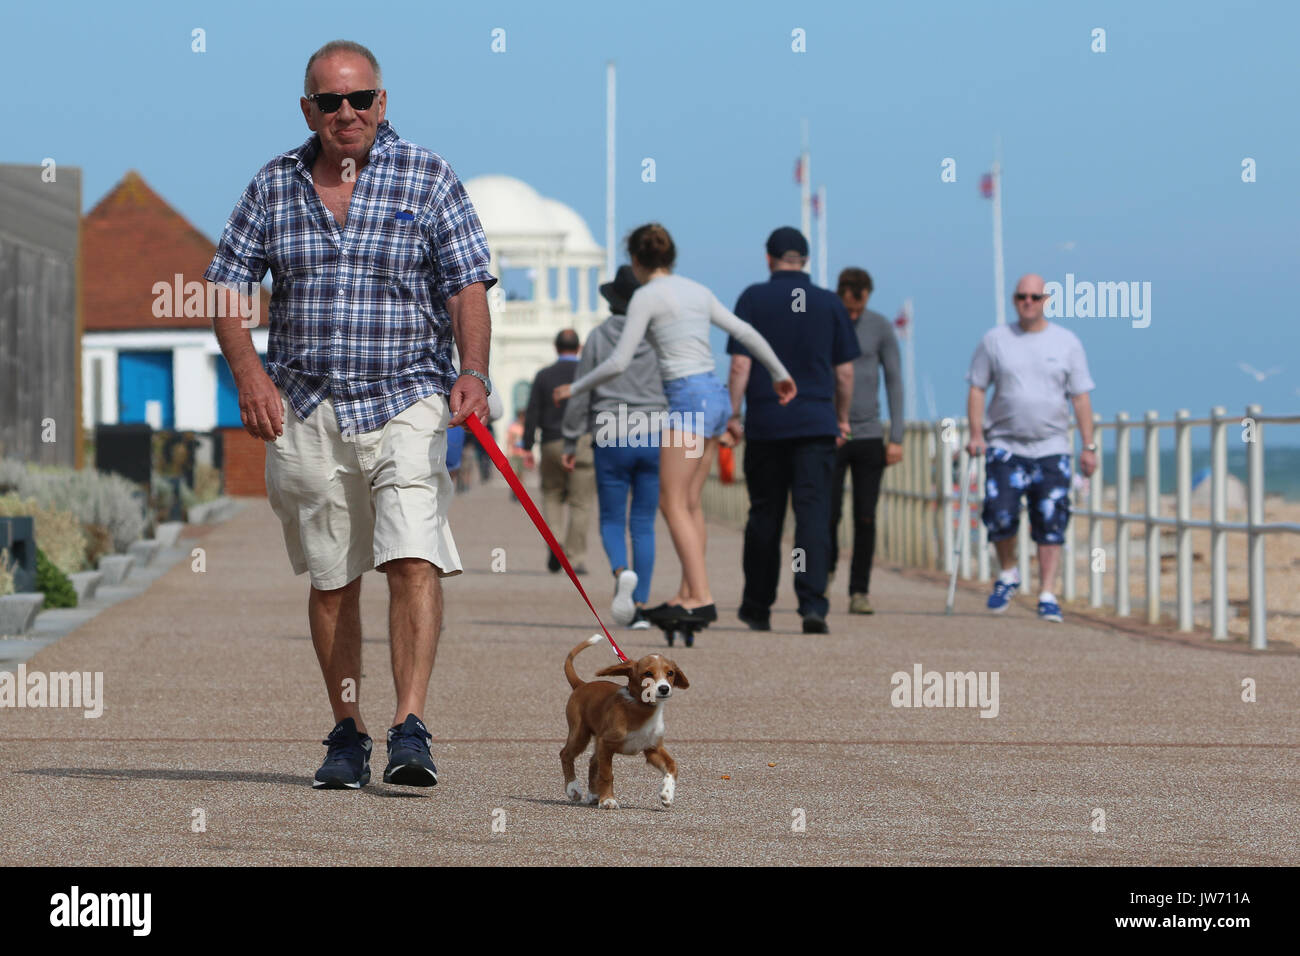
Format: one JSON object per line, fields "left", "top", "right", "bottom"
{"left": 307, "top": 89, "right": 379, "bottom": 113}
{"left": 1014, "top": 293, "right": 1047, "bottom": 302}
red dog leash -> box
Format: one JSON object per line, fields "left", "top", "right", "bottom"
{"left": 464, "top": 414, "right": 628, "bottom": 663}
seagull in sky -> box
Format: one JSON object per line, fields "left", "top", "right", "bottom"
{"left": 1237, "top": 362, "right": 1281, "bottom": 382}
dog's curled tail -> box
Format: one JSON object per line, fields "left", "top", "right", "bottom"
{"left": 564, "top": 635, "right": 605, "bottom": 689}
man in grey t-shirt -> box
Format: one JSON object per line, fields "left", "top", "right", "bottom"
{"left": 828, "top": 268, "right": 904, "bottom": 615}
{"left": 965, "top": 273, "right": 1098, "bottom": 623}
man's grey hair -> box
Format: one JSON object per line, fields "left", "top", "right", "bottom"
{"left": 304, "top": 40, "right": 382, "bottom": 96}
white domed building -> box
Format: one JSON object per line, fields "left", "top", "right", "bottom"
{"left": 463, "top": 175, "right": 608, "bottom": 419}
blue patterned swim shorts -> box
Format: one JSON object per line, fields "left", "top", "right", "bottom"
{"left": 982, "top": 447, "right": 1072, "bottom": 544}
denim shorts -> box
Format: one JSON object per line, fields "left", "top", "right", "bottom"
{"left": 661, "top": 372, "right": 730, "bottom": 439}
{"left": 982, "top": 447, "right": 1072, "bottom": 544}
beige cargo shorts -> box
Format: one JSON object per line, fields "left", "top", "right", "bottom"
{"left": 264, "top": 387, "right": 463, "bottom": 591}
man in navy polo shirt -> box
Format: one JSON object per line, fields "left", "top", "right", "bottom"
{"left": 726, "top": 227, "right": 861, "bottom": 633}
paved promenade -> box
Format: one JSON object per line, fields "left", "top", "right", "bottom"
{"left": 1, "top": 478, "right": 1296, "bottom": 866}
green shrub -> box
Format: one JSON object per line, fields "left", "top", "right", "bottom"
{"left": 35, "top": 546, "right": 77, "bottom": 609}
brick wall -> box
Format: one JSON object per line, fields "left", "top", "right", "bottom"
{"left": 219, "top": 427, "right": 267, "bottom": 497}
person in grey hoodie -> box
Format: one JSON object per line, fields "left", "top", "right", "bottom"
{"left": 561, "top": 266, "right": 667, "bottom": 629}
{"left": 828, "top": 267, "right": 904, "bottom": 615}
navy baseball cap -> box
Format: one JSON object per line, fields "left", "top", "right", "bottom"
{"left": 766, "top": 226, "right": 809, "bottom": 258}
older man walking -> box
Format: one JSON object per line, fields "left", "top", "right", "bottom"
{"left": 204, "top": 40, "right": 496, "bottom": 788}
{"left": 965, "top": 273, "right": 1097, "bottom": 623}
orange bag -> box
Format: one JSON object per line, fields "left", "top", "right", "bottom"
{"left": 718, "top": 444, "right": 736, "bottom": 484}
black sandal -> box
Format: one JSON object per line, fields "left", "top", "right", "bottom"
{"left": 644, "top": 603, "right": 705, "bottom": 625}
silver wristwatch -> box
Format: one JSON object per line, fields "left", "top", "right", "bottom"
{"left": 1083, "top": 442, "right": 1098, "bottom": 452}
{"left": 460, "top": 368, "right": 491, "bottom": 396}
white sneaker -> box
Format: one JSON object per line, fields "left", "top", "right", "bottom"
{"left": 611, "top": 569, "right": 638, "bottom": 626}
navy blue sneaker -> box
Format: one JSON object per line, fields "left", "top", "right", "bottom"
{"left": 314, "top": 717, "right": 372, "bottom": 790}
{"left": 1037, "top": 597, "right": 1064, "bottom": 623}
{"left": 987, "top": 577, "right": 1020, "bottom": 613}
{"left": 383, "top": 714, "right": 439, "bottom": 787}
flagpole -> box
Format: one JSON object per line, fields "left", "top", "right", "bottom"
{"left": 605, "top": 61, "right": 616, "bottom": 281}
{"left": 992, "top": 137, "right": 1006, "bottom": 325}
{"left": 800, "top": 119, "right": 811, "bottom": 273}
{"left": 816, "top": 184, "right": 828, "bottom": 287}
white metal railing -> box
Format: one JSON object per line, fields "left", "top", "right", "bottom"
{"left": 879, "top": 405, "right": 1299, "bottom": 650}
{"left": 699, "top": 406, "right": 1299, "bottom": 649}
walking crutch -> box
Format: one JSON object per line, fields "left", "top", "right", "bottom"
{"left": 946, "top": 457, "right": 977, "bottom": 615}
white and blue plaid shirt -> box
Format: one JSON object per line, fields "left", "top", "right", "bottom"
{"left": 204, "top": 120, "right": 497, "bottom": 435}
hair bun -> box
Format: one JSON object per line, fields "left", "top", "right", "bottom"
{"left": 627, "top": 223, "right": 676, "bottom": 271}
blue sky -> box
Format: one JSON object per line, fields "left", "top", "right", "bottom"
{"left": 6, "top": 0, "right": 1297, "bottom": 440}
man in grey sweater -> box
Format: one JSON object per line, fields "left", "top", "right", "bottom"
{"left": 525, "top": 330, "right": 593, "bottom": 573}
{"left": 829, "top": 268, "right": 904, "bottom": 615}
{"left": 561, "top": 266, "right": 667, "bottom": 627}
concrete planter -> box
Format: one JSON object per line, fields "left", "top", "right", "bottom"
{"left": 68, "top": 570, "right": 103, "bottom": 603}
{"left": 127, "top": 540, "right": 160, "bottom": 568}
{"left": 154, "top": 521, "right": 184, "bottom": 548}
{"left": 97, "top": 554, "right": 134, "bottom": 585}
{"left": 0, "top": 593, "right": 44, "bottom": 635}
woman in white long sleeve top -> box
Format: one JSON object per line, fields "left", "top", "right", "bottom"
{"left": 553, "top": 223, "right": 796, "bottom": 628}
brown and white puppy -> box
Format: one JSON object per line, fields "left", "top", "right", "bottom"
{"left": 561, "top": 635, "right": 689, "bottom": 810}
